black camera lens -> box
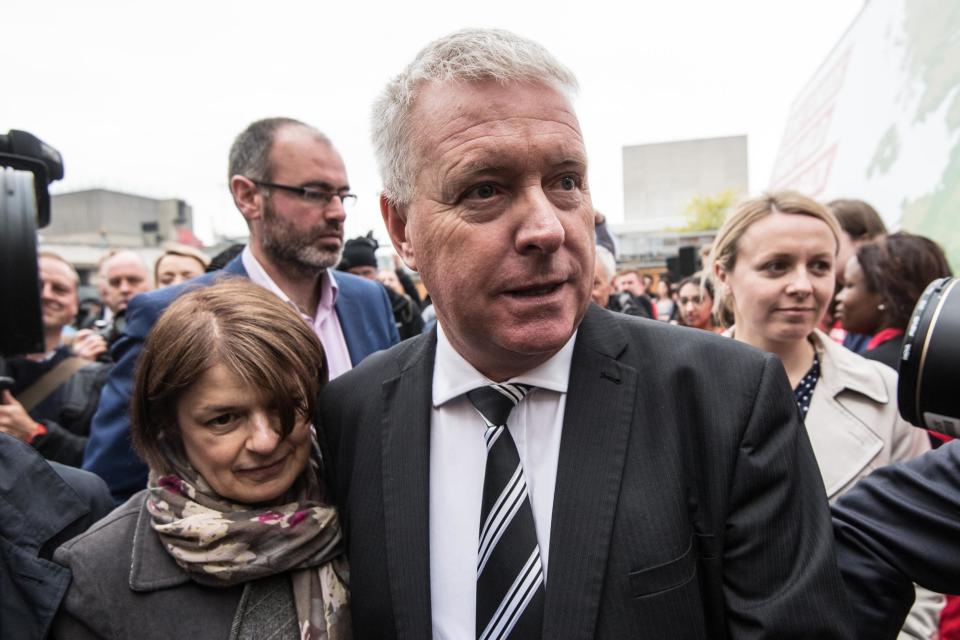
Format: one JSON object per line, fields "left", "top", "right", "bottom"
{"left": 898, "top": 277, "right": 960, "bottom": 435}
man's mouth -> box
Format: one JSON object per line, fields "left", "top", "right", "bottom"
{"left": 507, "top": 281, "right": 564, "bottom": 298}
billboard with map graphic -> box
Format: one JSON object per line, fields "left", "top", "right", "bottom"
{"left": 770, "top": 0, "right": 960, "bottom": 268}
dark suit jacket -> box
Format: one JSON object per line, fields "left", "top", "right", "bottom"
{"left": 833, "top": 439, "right": 960, "bottom": 639}
{"left": 320, "top": 305, "right": 852, "bottom": 639}
{"left": 83, "top": 255, "right": 399, "bottom": 502}
{"left": 0, "top": 433, "right": 113, "bottom": 640}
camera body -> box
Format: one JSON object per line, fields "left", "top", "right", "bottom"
{"left": 898, "top": 277, "right": 960, "bottom": 436}
{"left": 0, "top": 130, "right": 64, "bottom": 360}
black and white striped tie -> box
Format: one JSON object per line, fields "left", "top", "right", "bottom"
{"left": 467, "top": 382, "right": 544, "bottom": 640}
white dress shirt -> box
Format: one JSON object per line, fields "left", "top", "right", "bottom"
{"left": 241, "top": 246, "right": 352, "bottom": 379}
{"left": 429, "top": 322, "right": 575, "bottom": 639}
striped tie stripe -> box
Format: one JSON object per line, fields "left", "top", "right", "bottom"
{"left": 478, "top": 549, "right": 544, "bottom": 640}
{"left": 467, "top": 383, "right": 544, "bottom": 640}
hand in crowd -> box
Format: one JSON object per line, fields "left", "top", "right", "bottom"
{"left": 0, "top": 390, "right": 41, "bottom": 442}
{"left": 70, "top": 329, "right": 108, "bottom": 361}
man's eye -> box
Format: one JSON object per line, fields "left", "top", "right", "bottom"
{"left": 465, "top": 184, "right": 497, "bottom": 200}
{"left": 558, "top": 175, "right": 578, "bottom": 191}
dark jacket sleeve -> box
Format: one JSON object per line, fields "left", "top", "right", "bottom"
{"left": 833, "top": 440, "right": 960, "bottom": 639}
{"left": 722, "top": 354, "right": 854, "bottom": 638}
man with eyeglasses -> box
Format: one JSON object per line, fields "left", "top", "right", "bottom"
{"left": 82, "top": 117, "right": 399, "bottom": 503}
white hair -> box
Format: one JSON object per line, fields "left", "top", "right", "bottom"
{"left": 595, "top": 245, "right": 616, "bottom": 282}
{"left": 371, "top": 28, "right": 579, "bottom": 207}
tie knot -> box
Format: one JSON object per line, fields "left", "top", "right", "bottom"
{"left": 466, "top": 383, "right": 533, "bottom": 427}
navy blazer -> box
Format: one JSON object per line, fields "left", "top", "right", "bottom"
{"left": 833, "top": 439, "right": 960, "bottom": 639}
{"left": 82, "top": 255, "right": 398, "bottom": 502}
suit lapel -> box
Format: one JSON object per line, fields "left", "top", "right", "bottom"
{"left": 380, "top": 334, "right": 436, "bottom": 638}
{"left": 543, "top": 307, "right": 637, "bottom": 638}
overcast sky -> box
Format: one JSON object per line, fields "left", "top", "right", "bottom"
{"left": 5, "top": 0, "right": 864, "bottom": 245}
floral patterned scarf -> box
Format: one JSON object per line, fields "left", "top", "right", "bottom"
{"left": 146, "top": 440, "right": 351, "bottom": 640}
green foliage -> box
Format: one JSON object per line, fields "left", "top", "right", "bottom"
{"left": 677, "top": 188, "right": 740, "bottom": 231}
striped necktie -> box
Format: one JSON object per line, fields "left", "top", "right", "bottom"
{"left": 466, "top": 382, "right": 544, "bottom": 640}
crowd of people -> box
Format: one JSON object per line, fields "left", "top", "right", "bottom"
{"left": 2, "top": 27, "right": 958, "bottom": 640}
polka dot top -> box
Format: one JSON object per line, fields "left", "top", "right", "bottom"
{"left": 794, "top": 353, "right": 821, "bottom": 420}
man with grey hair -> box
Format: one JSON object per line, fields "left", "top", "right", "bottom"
{"left": 322, "top": 29, "right": 851, "bottom": 638}
{"left": 84, "top": 117, "right": 398, "bottom": 502}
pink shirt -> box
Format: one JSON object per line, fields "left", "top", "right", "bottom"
{"left": 241, "top": 247, "right": 352, "bottom": 379}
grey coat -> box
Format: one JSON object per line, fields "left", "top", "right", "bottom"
{"left": 52, "top": 491, "right": 300, "bottom": 640}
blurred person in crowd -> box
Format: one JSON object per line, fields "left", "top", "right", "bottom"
{"left": 102, "top": 250, "right": 152, "bottom": 314}
{"left": 825, "top": 198, "right": 888, "bottom": 352}
{"left": 0, "top": 433, "right": 112, "bottom": 640}
{"left": 613, "top": 269, "right": 656, "bottom": 318}
{"left": 53, "top": 281, "right": 350, "bottom": 639}
{"left": 83, "top": 117, "right": 398, "bottom": 503}
{"left": 1, "top": 253, "right": 110, "bottom": 466}
{"left": 377, "top": 268, "right": 404, "bottom": 295}
{"left": 322, "top": 28, "right": 851, "bottom": 638}
{"left": 340, "top": 234, "right": 424, "bottom": 339}
{"left": 610, "top": 269, "right": 654, "bottom": 318}
{"left": 654, "top": 277, "right": 674, "bottom": 321}
{"left": 593, "top": 209, "right": 618, "bottom": 258}
{"left": 590, "top": 245, "right": 616, "bottom": 308}
{"left": 676, "top": 275, "right": 721, "bottom": 333}
{"left": 710, "top": 191, "right": 940, "bottom": 638}
{"left": 155, "top": 244, "right": 210, "bottom": 288}
{"left": 836, "top": 232, "right": 952, "bottom": 372}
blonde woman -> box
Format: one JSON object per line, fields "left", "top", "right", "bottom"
{"left": 707, "top": 191, "right": 939, "bottom": 639}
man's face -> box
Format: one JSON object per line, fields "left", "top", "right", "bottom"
{"left": 387, "top": 80, "right": 594, "bottom": 381}
{"left": 615, "top": 272, "right": 643, "bottom": 297}
{"left": 104, "top": 253, "right": 151, "bottom": 313}
{"left": 258, "top": 126, "right": 348, "bottom": 277}
{"left": 38, "top": 257, "right": 78, "bottom": 331}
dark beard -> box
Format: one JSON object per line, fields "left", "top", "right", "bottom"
{"left": 260, "top": 198, "right": 343, "bottom": 279}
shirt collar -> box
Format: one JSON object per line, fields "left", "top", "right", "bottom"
{"left": 432, "top": 321, "right": 576, "bottom": 408}
{"left": 240, "top": 246, "right": 339, "bottom": 319}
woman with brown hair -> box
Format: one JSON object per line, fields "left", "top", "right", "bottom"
{"left": 835, "top": 232, "right": 953, "bottom": 371}
{"left": 675, "top": 275, "right": 722, "bottom": 333}
{"left": 53, "top": 279, "right": 350, "bottom": 639}
{"left": 707, "top": 191, "right": 938, "bottom": 638}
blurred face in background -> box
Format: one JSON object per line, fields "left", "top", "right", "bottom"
{"left": 377, "top": 269, "right": 404, "bottom": 295}
{"left": 834, "top": 256, "right": 883, "bottom": 335}
{"left": 614, "top": 272, "right": 644, "bottom": 296}
{"left": 591, "top": 256, "right": 613, "bottom": 307}
{"left": 678, "top": 282, "right": 713, "bottom": 330}
{"left": 104, "top": 252, "right": 152, "bottom": 313}
{"left": 157, "top": 254, "right": 206, "bottom": 288}
{"left": 39, "top": 256, "right": 79, "bottom": 331}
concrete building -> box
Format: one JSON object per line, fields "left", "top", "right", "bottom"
{"left": 620, "top": 135, "right": 748, "bottom": 231}
{"left": 38, "top": 189, "right": 203, "bottom": 286}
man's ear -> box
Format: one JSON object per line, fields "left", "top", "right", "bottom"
{"left": 230, "top": 175, "right": 264, "bottom": 224}
{"left": 381, "top": 193, "right": 417, "bottom": 272}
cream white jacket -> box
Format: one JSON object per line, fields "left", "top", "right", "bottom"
{"left": 806, "top": 329, "right": 930, "bottom": 500}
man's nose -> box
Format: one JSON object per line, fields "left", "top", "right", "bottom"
{"left": 514, "top": 188, "right": 565, "bottom": 254}
{"left": 324, "top": 197, "right": 348, "bottom": 224}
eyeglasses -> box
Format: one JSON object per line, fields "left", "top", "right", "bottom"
{"left": 251, "top": 180, "right": 357, "bottom": 209}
